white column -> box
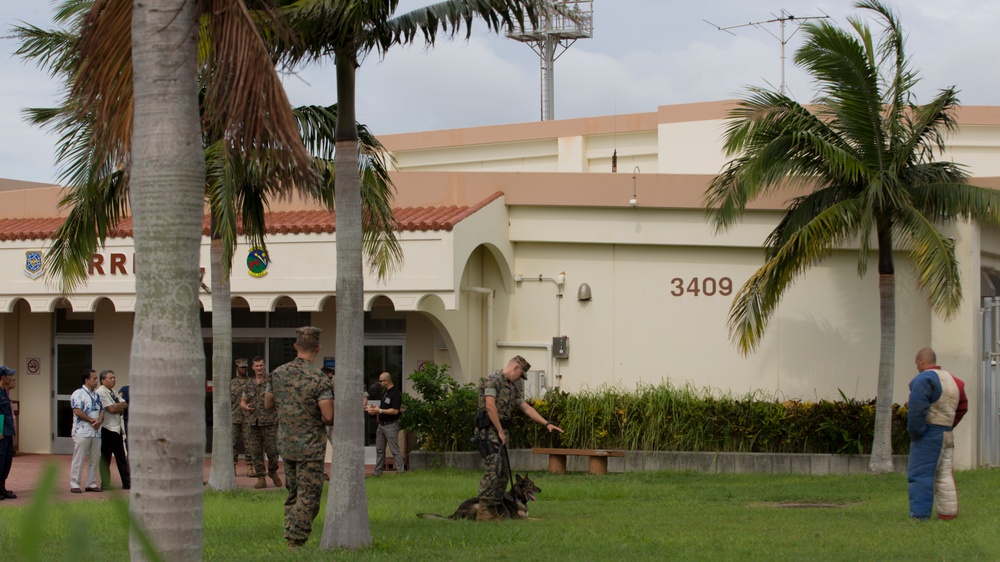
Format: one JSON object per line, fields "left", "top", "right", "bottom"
{"left": 931, "top": 219, "right": 980, "bottom": 469}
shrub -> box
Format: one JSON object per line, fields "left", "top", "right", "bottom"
{"left": 401, "top": 362, "right": 478, "bottom": 451}
{"left": 404, "top": 370, "right": 910, "bottom": 455}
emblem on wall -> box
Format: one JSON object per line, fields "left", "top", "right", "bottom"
{"left": 247, "top": 247, "right": 270, "bottom": 278}
{"left": 24, "top": 250, "right": 43, "bottom": 279}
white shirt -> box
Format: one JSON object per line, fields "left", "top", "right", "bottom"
{"left": 97, "top": 385, "right": 124, "bottom": 434}
{"left": 70, "top": 386, "right": 103, "bottom": 438}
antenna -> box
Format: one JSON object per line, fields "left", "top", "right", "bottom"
{"left": 508, "top": 1, "right": 594, "bottom": 121}
{"left": 704, "top": 8, "right": 829, "bottom": 96}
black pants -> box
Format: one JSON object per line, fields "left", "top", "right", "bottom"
{"left": 100, "top": 427, "right": 131, "bottom": 489}
{"left": 0, "top": 435, "right": 12, "bottom": 491}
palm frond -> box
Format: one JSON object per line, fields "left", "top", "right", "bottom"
{"left": 387, "top": 0, "right": 549, "bottom": 45}
{"left": 276, "top": 0, "right": 573, "bottom": 66}
{"left": 359, "top": 159, "right": 402, "bottom": 280}
{"left": 910, "top": 178, "right": 1000, "bottom": 225}
{"left": 202, "top": 0, "right": 318, "bottom": 195}
{"left": 294, "top": 104, "right": 340, "bottom": 160}
{"left": 763, "top": 186, "right": 855, "bottom": 259}
{"left": 71, "top": 0, "right": 134, "bottom": 170}
{"left": 44, "top": 167, "right": 129, "bottom": 293}
{"left": 795, "top": 19, "right": 886, "bottom": 173}
{"left": 704, "top": 91, "right": 863, "bottom": 232}
{"left": 897, "top": 87, "right": 961, "bottom": 167}
{"left": 728, "top": 200, "right": 863, "bottom": 354}
{"left": 892, "top": 206, "right": 962, "bottom": 316}
{"left": 9, "top": 23, "right": 79, "bottom": 78}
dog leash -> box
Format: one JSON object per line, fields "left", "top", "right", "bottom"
{"left": 501, "top": 443, "right": 515, "bottom": 492}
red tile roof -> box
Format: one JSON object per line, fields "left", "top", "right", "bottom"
{"left": 0, "top": 192, "right": 503, "bottom": 241}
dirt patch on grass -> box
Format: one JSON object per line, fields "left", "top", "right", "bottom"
{"left": 759, "top": 501, "right": 857, "bottom": 509}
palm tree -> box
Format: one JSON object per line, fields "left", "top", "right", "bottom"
{"left": 19, "top": 0, "right": 316, "bottom": 557}
{"left": 16, "top": 1, "right": 402, "bottom": 494}
{"left": 16, "top": 12, "right": 401, "bottom": 491}
{"left": 268, "top": 0, "right": 576, "bottom": 548}
{"left": 129, "top": 2, "right": 208, "bottom": 558}
{"left": 201, "top": 105, "right": 399, "bottom": 490}
{"left": 703, "top": 0, "right": 1000, "bottom": 474}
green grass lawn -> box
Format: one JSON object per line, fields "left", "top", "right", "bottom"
{"left": 3, "top": 468, "right": 1000, "bottom": 561}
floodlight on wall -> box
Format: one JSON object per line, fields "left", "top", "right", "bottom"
{"left": 630, "top": 166, "right": 640, "bottom": 208}
{"left": 577, "top": 283, "right": 592, "bottom": 302}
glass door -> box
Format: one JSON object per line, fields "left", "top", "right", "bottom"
{"left": 53, "top": 339, "right": 93, "bottom": 454}
{"left": 204, "top": 338, "right": 267, "bottom": 453}
{"left": 363, "top": 340, "right": 404, "bottom": 448}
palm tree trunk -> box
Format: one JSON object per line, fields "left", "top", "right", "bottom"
{"left": 130, "top": 1, "right": 207, "bottom": 559}
{"left": 207, "top": 210, "right": 237, "bottom": 490}
{"left": 321, "top": 52, "right": 372, "bottom": 550}
{"left": 869, "top": 273, "right": 897, "bottom": 473}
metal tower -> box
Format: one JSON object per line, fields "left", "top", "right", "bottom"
{"left": 705, "top": 9, "right": 829, "bottom": 96}
{"left": 507, "top": 1, "right": 593, "bottom": 121}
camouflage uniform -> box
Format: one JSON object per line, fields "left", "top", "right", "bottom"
{"left": 244, "top": 373, "right": 280, "bottom": 478}
{"left": 270, "top": 327, "right": 333, "bottom": 546}
{"left": 475, "top": 370, "right": 524, "bottom": 508}
{"left": 231, "top": 359, "right": 252, "bottom": 466}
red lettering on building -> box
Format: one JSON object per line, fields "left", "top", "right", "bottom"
{"left": 89, "top": 254, "right": 105, "bottom": 275}
{"left": 111, "top": 253, "right": 127, "bottom": 275}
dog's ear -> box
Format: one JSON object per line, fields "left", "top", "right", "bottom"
{"left": 516, "top": 474, "right": 524, "bottom": 483}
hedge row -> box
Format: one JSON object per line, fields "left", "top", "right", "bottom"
{"left": 401, "top": 363, "right": 910, "bottom": 455}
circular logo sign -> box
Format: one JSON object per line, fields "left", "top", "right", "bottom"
{"left": 27, "top": 358, "right": 40, "bottom": 374}
{"left": 247, "top": 248, "right": 270, "bottom": 277}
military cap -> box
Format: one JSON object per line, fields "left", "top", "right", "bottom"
{"left": 235, "top": 358, "right": 248, "bottom": 368}
{"left": 296, "top": 326, "right": 322, "bottom": 345}
{"left": 512, "top": 355, "right": 530, "bottom": 379}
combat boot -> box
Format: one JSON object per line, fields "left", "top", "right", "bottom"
{"left": 254, "top": 477, "right": 267, "bottom": 489}
{"left": 270, "top": 472, "right": 283, "bottom": 488}
{"left": 476, "top": 503, "right": 499, "bottom": 521}
{"left": 247, "top": 466, "right": 257, "bottom": 477}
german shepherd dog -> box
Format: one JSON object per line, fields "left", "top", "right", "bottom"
{"left": 417, "top": 473, "right": 541, "bottom": 520}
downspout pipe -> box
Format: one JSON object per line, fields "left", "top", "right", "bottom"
{"left": 496, "top": 340, "right": 553, "bottom": 391}
{"left": 462, "top": 287, "right": 494, "bottom": 375}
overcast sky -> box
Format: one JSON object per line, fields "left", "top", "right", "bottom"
{"left": 2, "top": 1, "right": 998, "bottom": 184}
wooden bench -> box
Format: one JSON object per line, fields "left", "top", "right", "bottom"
{"left": 531, "top": 448, "right": 625, "bottom": 475}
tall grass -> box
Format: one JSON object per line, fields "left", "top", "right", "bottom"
{"left": 2, "top": 468, "right": 999, "bottom": 560}
{"left": 401, "top": 363, "right": 909, "bottom": 455}
{"left": 513, "top": 382, "right": 910, "bottom": 454}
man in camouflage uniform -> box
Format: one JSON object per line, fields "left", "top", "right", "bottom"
{"left": 231, "top": 358, "right": 253, "bottom": 475}
{"left": 475, "top": 355, "right": 562, "bottom": 521}
{"left": 240, "top": 356, "right": 281, "bottom": 489}
{"left": 265, "top": 326, "right": 334, "bottom": 550}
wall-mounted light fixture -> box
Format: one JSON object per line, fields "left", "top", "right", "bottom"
{"left": 577, "top": 283, "right": 592, "bottom": 301}
{"left": 630, "top": 166, "right": 639, "bottom": 208}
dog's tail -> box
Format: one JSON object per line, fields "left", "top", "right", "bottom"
{"left": 416, "top": 513, "right": 449, "bottom": 520}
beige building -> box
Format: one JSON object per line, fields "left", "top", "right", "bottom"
{"left": 2, "top": 100, "right": 999, "bottom": 468}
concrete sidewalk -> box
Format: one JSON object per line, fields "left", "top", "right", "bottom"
{"left": 0, "top": 454, "right": 383, "bottom": 508}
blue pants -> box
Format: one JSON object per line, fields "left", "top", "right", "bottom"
{"left": 907, "top": 425, "right": 947, "bottom": 519}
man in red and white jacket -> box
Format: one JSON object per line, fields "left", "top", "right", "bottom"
{"left": 906, "top": 347, "right": 968, "bottom": 520}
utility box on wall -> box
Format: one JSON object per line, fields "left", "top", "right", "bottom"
{"left": 553, "top": 336, "right": 569, "bottom": 359}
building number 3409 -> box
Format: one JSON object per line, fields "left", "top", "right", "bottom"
{"left": 669, "top": 277, "right": 733, "bottom": 297}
